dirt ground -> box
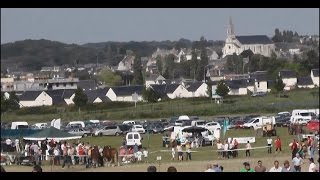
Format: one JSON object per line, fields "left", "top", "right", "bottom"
{"left": 3, "top": 154, "right": 318, "bottom": 172}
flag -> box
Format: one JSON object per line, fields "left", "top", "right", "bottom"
{"left": 223, "top": 118, "right": 229, "bottom": 137}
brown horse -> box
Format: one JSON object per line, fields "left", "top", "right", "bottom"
{"left": 102, "top": 146, "right": 119, "bottom": 166}
{"left": 91, "top": 146, "right": 101, "bottom": 168}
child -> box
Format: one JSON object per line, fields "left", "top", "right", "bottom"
{"left": 143, "top": 148, "right": 148, "bottom": 162}
{"left": 246, "top": 141, "right": 252, "bottom": 157}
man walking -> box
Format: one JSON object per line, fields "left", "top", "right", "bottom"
{"left": 267, "top": 137, "right": 272, "bottom": 154}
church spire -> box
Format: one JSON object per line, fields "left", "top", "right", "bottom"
{"left": 227, "top": 17, "right": 235, "bottom": 36}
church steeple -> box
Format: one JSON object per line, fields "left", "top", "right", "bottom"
{"left": 227, "top": 17, "right": 235, "bottom": 36}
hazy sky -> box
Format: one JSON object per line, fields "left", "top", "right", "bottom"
{"left": 1, "top": 8, "right": 319, "bottom": 45}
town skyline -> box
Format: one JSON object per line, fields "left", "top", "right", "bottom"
{"left": 1, "top": 8, "right": 319, "bottom": 45}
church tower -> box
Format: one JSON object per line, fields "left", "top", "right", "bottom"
{"left": 227, "top": 17, "right": 235, "bottom": 39}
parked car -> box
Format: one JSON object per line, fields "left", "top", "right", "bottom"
{"left": 275, "top": 117, "right": 291, "bottom": 127}
{"left": 94, "top": 125, "right": 122, "bottom": 136}
{"left": 130, "top": 125, "right": 145, "bottom": 134}
{"left": 205, "top": 121, "right": 221, "bottom": 132}
{"left": 68, "top": 128, "right": 92, "bottom": 137}
{"left": 144, "top": 123, "right": 163, "bottom": 134}
{"left": 251, "top": 91, "right": 267, "bottom": 97}
{"left": 118, "top": 124, "right": 132, "bottom": 135}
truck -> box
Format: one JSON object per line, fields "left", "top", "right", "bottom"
{"left": 243, "top": 116, "right": 276, "bottom": 129}
{"left": 11, "top": 122, "right": 29, "bottom": 129}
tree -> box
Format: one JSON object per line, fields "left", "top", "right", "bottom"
{"left": 273, "top": 77, "right": 285, "bottom": 98}
{"left": 272, "top": 28, "right": 282, "bottom": 42}
{"left": 190, "top": 50, "right": 198, "bottom": 80}
{"left": 196, "top": 39, "right": 209, "bottom": 81}
{"left": 206, "top": 80, "right": 213, "bottom": 97}
{"left": 215, "top": 80, "right": 229, "bottom": 99}
{"left": 133, "top": 55, "right": 144, "bottom": 85}
{"left": 73, "top": 88, "right": 88, "bottom": 107}
{"left": 96, "top": 69, "right": 122, "bottom": 86}
{"left": 164, "top": 54, "right": 175, "bottom": 79}
{"left": 7, "top": 91, "right": 20, "bottom": 111}
{"left": 142, "top": 87, "right": 160, "bottom": 103}
{"left": 1, "top": 92, "right": 8, "bottom": 114}
{"left": 156, "top": 55, "right": 163, "bottom": 75}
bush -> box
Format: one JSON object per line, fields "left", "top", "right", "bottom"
{"left": 16, "top": 106, "right": 58, "bottom": 115}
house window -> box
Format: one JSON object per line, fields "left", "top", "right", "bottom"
{"left": 257, "top": 82, "right": 260, "bottom": 88}
{"left": 56, "top": 83, "right": 59, "bottom": 87}
{"left": 70, "top": 82, "right": 74, "bottom": 86}
{"left": 63, "top": 83, "right": 66, "bottom": 87}
{"left": 229, "top": 46, "right": 231, "bottom": 49}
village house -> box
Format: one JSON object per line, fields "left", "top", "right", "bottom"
{"left": 150, "top": 84, "right": 190, "bottom": 100}
{"left": 45, "top": 89, "right": 75, "bottom": 106}
{"left": 311, "top": 69, "right": 319, "bottom": 87}
{"left": 145, "top": 75, "right": 166, "bottom": 88}
{"left": 226, "top": 79, "right": 248, "bottom": 96}
{"left": 106, "top": 85, "right": 144, "bottom": 102}
{"left": 185, "top": 81, "right": 209, "bottom": 97}
{"left": 279, "top": 70, "right": 297, "bottom": 90}
{"left": 222, "top": 18, "right": 275, "bottom": 58}
{"left": 248, "top": 71, "right": 268, "bottom": 92}
{"left": 297, "top": 76, "right": 315, "bottom": 89}
{"left": 19, "top": 91, "right": 52, "bottom": 107}
{"left": 1, "top": 77, "right": 14, "bottom": 92}
{"left": 85, "top": 89, "right": 112, "bottom": 104}
{"left": 117, "top": 55, "right": 135, "bottom": 72}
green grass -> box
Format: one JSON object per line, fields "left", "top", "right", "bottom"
{"left": 1, "top": 88, "right": 319, "bottom": 123}
{"left": 69, "top": 127, "right": 300, "bottom": 164}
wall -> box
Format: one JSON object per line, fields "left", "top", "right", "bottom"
{"left": 282, "top": 78, "right": 297, "bottom": 90}
{"left": 106, "top": 89, "right": 117, "bottom": 101}
{"left": 64, "top": 94, "right": 75, "bottom": 105}
{"left": 255, "top": 81, "right": 268, "bottom": 92}
{"left": 193, "top": 83, "right": 209, "bottom": 97}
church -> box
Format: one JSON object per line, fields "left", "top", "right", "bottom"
{"left": 222, "top": 18, "right": 275, "bottom": 58}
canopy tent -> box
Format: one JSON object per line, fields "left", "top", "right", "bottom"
{"left": 23, "top": 127, "right": 82, "bottom": 141}
{"left": 1, "top": 129, "right": 41, "bottom": 139}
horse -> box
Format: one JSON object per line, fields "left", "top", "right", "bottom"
{"left": 102, "top": 146, "right": 119, "bottom": 166}
{"left": 90, "top": 146, "right": 101, "bottom": 168}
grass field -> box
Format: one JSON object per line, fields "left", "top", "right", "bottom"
{"left": 1, "top": 88, "right": 319, "bottom": 123}
{"left": 3, "top": 127, "right": 319, "bottom": 172}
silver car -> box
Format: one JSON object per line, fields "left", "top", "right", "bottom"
{"left": 94, "top": 125, "right": 122, "bottom": 136}
{"left": 68, "top": 128, "right": 92, "bottom": 137}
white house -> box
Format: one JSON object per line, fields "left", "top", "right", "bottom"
{"left": 145, "top": 75, "right": 166, "bottom": 88}
{"left": 85, "top": 89, "right": 111, "bottom": 104}
{"left": 248, "top": 71, "right": 268, "bottom": 92}
{"left": 288, "top": 48, "right": 301, "bottom": 55}
{"left": 222, "top": 18, "right": 275, "bottom": 58}
{"left": 19, "top": 91, "right": 52, "bottom": 108}
{"left": 117, "top": 55, "right": 135, "bottom": 72}
{"left": 226, "top": 79, "right": 248, "bottom": 95}
{"left": 279, "top": 70, "right": 297, "bottom": 91}
{"left": 45, "top": 89, "right": 75, "bottom": 106}
{"left": 106, "top": 85, "right": 144, "bottom": 102}
{"left": 297, "top": 76, "right": 315, "bottom": 89}
{"left": 311, "top": 69, "right": 319, "bottom": 87}
{"left": 150, "top": 84, "right": 190, "bottom": 100}
{"left": 186, "top": 82, "right": 209, "bottom": 97}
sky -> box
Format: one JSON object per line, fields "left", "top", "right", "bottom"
{"left": 1, "top": 8, "right": 319, "bottom": 45}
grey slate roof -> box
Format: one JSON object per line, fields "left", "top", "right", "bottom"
{"left": 85, "top": 89, "right": 111, "bottom": 103}
{"left": 78, "top": 80, "right": 97, "bottom": 91}
{"left": 250, "top": 71, "right": 268, "bottom": 82}
{"left": 312, "top": 69, "right": 319, "bottom": 77}
{"left": 279, "top": 70, "right": 296, "bottom": 79}
{"left": 236, "top": 35, "right": 273, "bottom": 44}
{"left": 186, "top": 82, "right": 204, "bottom": 92}
{"left": 150, "top": 84, "right": 180, "bottom": 94}
{"left": 19, "top": 91, "right": 43, "bottom": 101}
{"left": 45, "top": 89, "right": 75, "bottom": 105}
{"left": 226, "top": 79, "right": 248, "bottom": 89}
{"left": 111, "top": 85, "right": 144, "bottom": 96}
{"left": 297, "top": 76, "right": 314, "bottom": 86}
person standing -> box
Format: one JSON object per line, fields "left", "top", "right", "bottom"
{"left": 185, "top": 141, "right": 191, "bottom": 160}
{"left": 245, "top": 141, "right": 252, "bottom": 157}
{"left": 171, "top": 140, "right": 176, "bottom": 161}
{"left": 274, "top": 136, "right": 282, "bottom": 153}
{"left": 267, "top": 137, "right": 272, "bottom": 154}
{"left": 308, "top": 158, "right": 318, "bottom": 172}
{"left": 269, "top": 160, "right": 282, "bottom": 172}
{"left": 281, "top": 160, "right": 296, "bottom": 172}
{"left": 240, "top": 162, "right": 255, "bottom": 172}
{"left": 15, "top": 138, "right": 20, "bottom": 153}
{"left": 292, "top": 153, "right": 303, "bottom": 172}
{"left": 216, "top": 140, "right": 223, "bottom": 159}
{"left": 291, "top": 139, "right": 298, "bottom": 159}
{"left": 176, "top": 143, "right": 183, "bottom": 161}
{"left": 254, "top": 160, "right": 267, "bottom": 172}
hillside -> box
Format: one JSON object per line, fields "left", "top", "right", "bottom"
{"left": 1, "top": 38, "right": 224, "bottom": 72}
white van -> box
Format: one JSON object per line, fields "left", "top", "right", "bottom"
{"left": 11, "top": 122, "right": 29, "bottom": 129}
{"left": 126, "top": 132, "right": 142, "bottom": 146}
{"left": 290, "top": 109, "right": 317, "bottom": 124}
{"left": 191, "top": 120, "right": 206, "bottom": 128}
{"left": 243, "top": 116, "right": 276, "bottom": 129}
{"left": 66, "top": 121, "right": 85, "bottom": 128}
{"left": 123, "top": 121, "right": 136, "bottom": 125}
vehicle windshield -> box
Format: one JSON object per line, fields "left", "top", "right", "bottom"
{"left": 197, "top": 121, "right": 206, "bottom": 125}
{"left": 300, "top": 112, "right": 312, "bottom": 116}
{"left": 247, "top": 119, "right": 256, "bottom": 123}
